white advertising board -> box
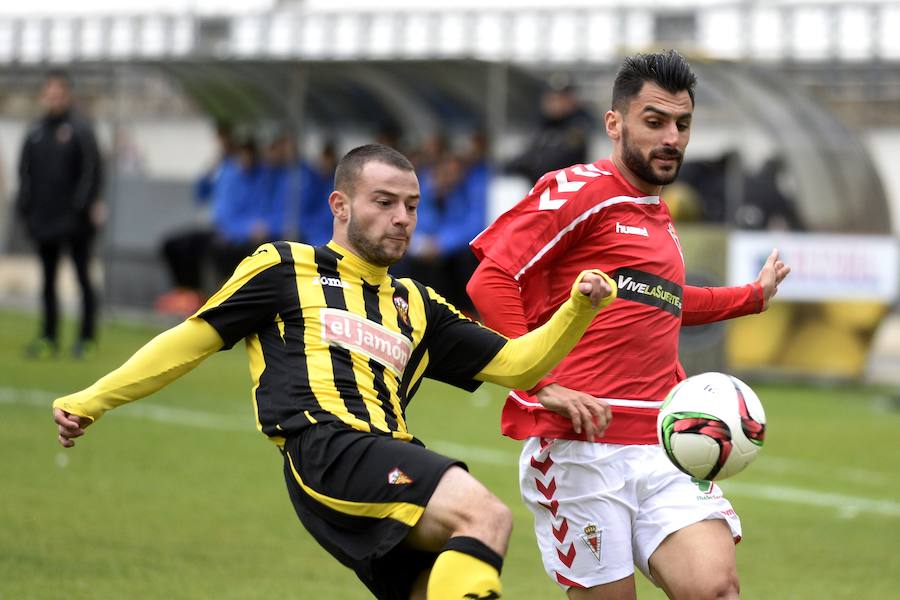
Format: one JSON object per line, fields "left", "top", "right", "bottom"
{"left": 727, "top": 232, "right": 900, "bottom": 302}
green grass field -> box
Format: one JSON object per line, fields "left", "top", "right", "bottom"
{"left": 2, "top": 309, "right": 898, "bottom": 599}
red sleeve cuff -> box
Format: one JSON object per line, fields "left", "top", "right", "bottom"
{"left": 752, "top": 281, "right": 765, "bottom": 312}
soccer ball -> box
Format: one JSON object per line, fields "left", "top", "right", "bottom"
{"left": 657, "top": 372, "right": 766, "bottom": 481}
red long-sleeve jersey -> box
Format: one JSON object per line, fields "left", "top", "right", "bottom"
{"left": 469, "top": 159, "right": 763, "bottom": 444}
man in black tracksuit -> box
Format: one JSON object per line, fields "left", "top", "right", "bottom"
{"left": 16, "top": 71, "right": 103, "bottom": 358}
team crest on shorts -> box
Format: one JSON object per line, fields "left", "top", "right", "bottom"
{"left": 387, "top": 467, "right": 413, "bottom": 485}
{"left": 580, "top": 523, "right": 602, "bottom": 561}
{"left": 692, "top": 478, "right": 722, "bottom": 500}
{"left": 393, "top": 296, "right": 410, "bottom": 326}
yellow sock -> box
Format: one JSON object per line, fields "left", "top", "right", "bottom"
{"left": 427, "top": 536, "right": 503, "bottom": 599}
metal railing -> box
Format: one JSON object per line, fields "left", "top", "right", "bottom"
{"left": 1, "top": 2, "right": 899, "bottom": 65}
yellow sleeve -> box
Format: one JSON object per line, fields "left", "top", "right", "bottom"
{"left": 52, "top": 318, "right": 224, "bottom": 423}
{"left": 475, "top": 270, "right": 617, "bottom": 389}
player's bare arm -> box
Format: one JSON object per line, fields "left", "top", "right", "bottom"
{"left": 475, "top": 270, "right": 616, "bottom": 390}
{"left": 756, "top": 248, "right": 791, "bottom": 310}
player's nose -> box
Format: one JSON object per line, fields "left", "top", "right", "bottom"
{"left": 661, "top": 122, "right": 681, "bottom": 146}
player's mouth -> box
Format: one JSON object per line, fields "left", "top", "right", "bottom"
{"left": 651, "top": 150, "right": 682, "bottom": 165}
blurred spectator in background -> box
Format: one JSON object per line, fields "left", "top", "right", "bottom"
{"left": 674, "top": 152, "right": 804, "bottom": 230}
{"left": 16, "top": 70, "right": 103, "bottom": 359}
{"left": 505, "top": 79, "right": 594, "bottom": 183}
{"left": 674, "top": 151, "right": 737, "bottom": 224}
{"left": 207, "top": 134, "right": 270, "bottom": 280}
{"left": 374, "top": 123, "right": 404, "bottom": 151}
{"left": 157, "top": 120, "right": 235, "bottom": 316}
{"left": 394, "top": 132, "right": 489, "bottom": 314}
{"left": 298, "top": 140, "right": 337, "bottom": 246}
{"left": 410, "top": 132, "right": 448, "bottom": 174}
{"left": 258, "top": 128, "right": 297, "bottom": 243}
{"left": 738, "top": 155, "right": 804, "bottom": 231}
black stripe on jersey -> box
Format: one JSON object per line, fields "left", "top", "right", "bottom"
{"left": 397, "top": 280, "right": 432, "bottom": 406}
{"left": 416, "top": 281, "right": 506, "bottom": 393}
{"left": 255, "top": 242, "right": 315, "bottom": 436}
{"left": 313, "top": 246, "right": 370, "bottom": 425}
{"left": 361, "top": 281, "right": 399, "bottom": 432}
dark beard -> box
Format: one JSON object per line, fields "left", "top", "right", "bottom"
{"left": 622, "top": 128, "right": 683, "bottom": 187}
{"left": 347, "top": 216, "right": 400, "bottom": 267}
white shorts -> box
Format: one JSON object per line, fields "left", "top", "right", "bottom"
{"left": 519, "top": 437, "right": 742, "bottom": 590}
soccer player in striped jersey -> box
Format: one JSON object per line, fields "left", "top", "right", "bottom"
{"left": 468, "top": 51, "right": 790, "bottom": 599}
{"left": 52, "top": 144, "right": 617, "bottom": 600}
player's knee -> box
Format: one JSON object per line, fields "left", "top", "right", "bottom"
{"left": 489, "top": 496, "right": 514, "bottom": 539}
{"left": 475, "top": 491, "right": 512, "bottom": 526}
{"left": 691, "top": 570, "right": 740, "bottom": 600}
{"left": 462, "top": 490, "right": 513, "bottom": 544}
{"left": 482, "top": 494, "right": 514, "bottom": 550}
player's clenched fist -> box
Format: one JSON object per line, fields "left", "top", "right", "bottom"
{"left": 575, "top": 270, "right": 618, "bottom": 310}
{"left": 53, "top": 407, "right": 91, "bottom": 448}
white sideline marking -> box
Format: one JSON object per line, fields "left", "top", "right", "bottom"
{"left": 6, "top": 386, "right": 899, "bottom": 518}
{"left": 719, "top": 481, "right": 900, "bottom": 519}
{"left": 0, "top": 386, "right": 248, "bottom": 432}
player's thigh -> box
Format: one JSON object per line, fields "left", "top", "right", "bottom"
{"left": 648, "top": 519, "right": 739, "bottom": 600}
{"left": 520, "top": 438, "right": 638, "bottom": 591}
{"left": 405, "top": 465, "right": 512, "bottom": 554}
{"left": 631, "top": 449, "right": 741, "bottom": 583}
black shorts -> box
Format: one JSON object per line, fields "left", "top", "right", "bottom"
{"left": 281, "top": 422, "right": 465, "bottom": 600}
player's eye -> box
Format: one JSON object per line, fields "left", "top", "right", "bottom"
{"left": 677, "top": 122, "right": 690, "bottom": 132}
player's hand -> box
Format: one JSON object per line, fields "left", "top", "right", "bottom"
{"left": 755, "top": 248, "right": 791, "bottom": 310}
{"left": 53, "top": 408, "right": 92, "bottom": 448}
{"left": 577, "top": 271, "right": 616, "bottom": 309}
{"left": 536, "top": 383, "right": 611, "bottom": 441}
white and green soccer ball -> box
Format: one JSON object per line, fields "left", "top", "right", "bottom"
{"left": 657, "top": 372, "right": 766, "bottom": 481}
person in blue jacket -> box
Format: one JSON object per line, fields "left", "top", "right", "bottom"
{"left": 395, "top": 135, "right": 489, "bottom": 314}
{"left": 297, "top": 140, "right": 338, "bottom": 246}
{"left": 207, "top": 136, "right": 271, "bottom": 279}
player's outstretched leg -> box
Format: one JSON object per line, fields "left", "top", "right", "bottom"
{"left": 648, "top": 519, "right": 740, "bottom": 600}
{"left": 405, "top": 466, "right": 511, "bottom": 599}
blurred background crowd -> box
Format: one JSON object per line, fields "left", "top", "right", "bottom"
{"left": 0, "top": 0, "right": 898, "bottom": 384}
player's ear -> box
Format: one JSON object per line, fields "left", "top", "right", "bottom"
{"left": 329, "top": 190, "right": 350, "bottom": 222}
{"left": 605, "top": 109, "right": 621, "bottom": 141}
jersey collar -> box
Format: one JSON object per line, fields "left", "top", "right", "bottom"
{"left": 325, "top": 240, "right": 390, "bottom": 283}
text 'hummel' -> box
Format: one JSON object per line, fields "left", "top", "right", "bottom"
{"left": 616, "top": 222, "right": 649, "bottom": 237}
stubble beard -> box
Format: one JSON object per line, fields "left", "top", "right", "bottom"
{"left": 347, "top": 215, "right": 403, "bottom": 267}
{"left": 621, "top": 127, "right": 684, "bottom": 187}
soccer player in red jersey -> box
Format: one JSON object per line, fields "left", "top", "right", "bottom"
{"left": 468, "top": 50, "right": 790, "bottom": 599}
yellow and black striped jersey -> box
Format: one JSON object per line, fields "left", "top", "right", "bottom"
{"left": 195, "top": 240, "right": 507, "bottom": 445}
